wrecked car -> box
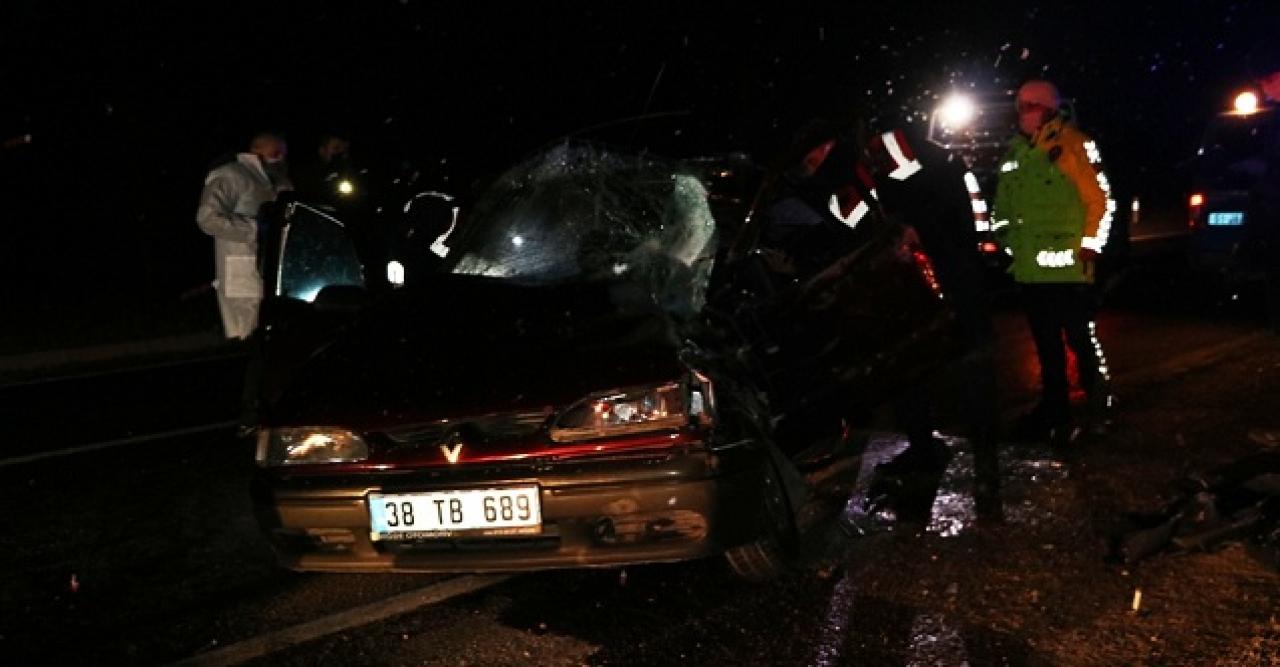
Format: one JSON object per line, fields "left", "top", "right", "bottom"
{"left": 248, "top": 136, "right": 957, "bottom": 579}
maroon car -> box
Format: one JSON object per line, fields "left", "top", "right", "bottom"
{"left": 248, "top": 140, "right": 953, "bottom": 579}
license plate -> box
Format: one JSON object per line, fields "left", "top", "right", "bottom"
{"left": 1208, "top": 211, "right": 1244, "bottom": 226}
{"left": 368, "top": 487, "right": 542, "bottom": 540}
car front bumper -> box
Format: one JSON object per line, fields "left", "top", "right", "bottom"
{"left": 251, "top": 448, "right": 768, "bottom": 573}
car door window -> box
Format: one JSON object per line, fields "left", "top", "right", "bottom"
{"left": 278, "top": 203, "right": 366, "bottom": 302}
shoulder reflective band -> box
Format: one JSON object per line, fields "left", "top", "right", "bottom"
{"left": 879, "top": 130, "right": 923, "bottom": 181}
{"left": 964, "top": 171, "right": 990, "bottom": 232}
{"left": 429, "top": 205, "right": 462, "bottom": 258}
{"left": 1082, "top": 140, "right": 1103, "bottom": 166}
{"left": 829, "top": 193, "right": 870, "bottom": 229}
{"left": 828, "top": 163, "right": 879, "bottom": 229}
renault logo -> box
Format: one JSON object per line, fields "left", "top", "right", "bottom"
{"left": 439, "top": 429, "right": 464, "bottom": 464}
{"left": 440, "top": 442, "right": 463, "bottom": 464}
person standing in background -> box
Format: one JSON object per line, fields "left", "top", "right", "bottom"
{"left": 993, "top": 80, "right": 1116, "bottom": 444}
{"left": 196, "top": 132, "right": 291, "bottom": 340}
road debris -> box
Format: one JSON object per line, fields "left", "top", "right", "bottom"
{"left": 1112, "top": 452, "right": 1280, "bottom": 570}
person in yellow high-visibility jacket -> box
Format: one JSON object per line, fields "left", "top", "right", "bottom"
{"left": 993, "top": 80, "right": 1116, "bottom": 441}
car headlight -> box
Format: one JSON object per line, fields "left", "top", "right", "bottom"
{"left": 549, "top": 380, "right": 712, "bottom": 443}
{"left": 256, "top": 427, "right": 369, "bottom": 466}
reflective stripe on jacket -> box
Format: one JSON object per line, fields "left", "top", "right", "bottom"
{"left": 992, "top": 117, "right": 1111, "bottom": 284}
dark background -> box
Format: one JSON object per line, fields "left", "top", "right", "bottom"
{"left": 1, "top": 1, "right": 1277, "bottom": 337}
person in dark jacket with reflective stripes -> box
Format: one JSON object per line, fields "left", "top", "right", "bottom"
{"left": 758, "top": 115, "right": 997, "bottom": 495}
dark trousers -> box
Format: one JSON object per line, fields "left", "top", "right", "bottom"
{"left": 1021, "top": 283, "right": 1104, "bottom": 420}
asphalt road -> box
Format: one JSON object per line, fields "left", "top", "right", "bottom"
{"left": 2, "top": 269, "right": 1278, "bottom": 665}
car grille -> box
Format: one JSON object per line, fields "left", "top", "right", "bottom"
{"left": 381, "top": 410, "right": 552, "bottom": 447}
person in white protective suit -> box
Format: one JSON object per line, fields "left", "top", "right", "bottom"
{"left": 196, "top": 133, "right": 291, "bottom": 339}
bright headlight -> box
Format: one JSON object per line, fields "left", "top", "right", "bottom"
{"left": 256, "top": 427, "right": 369, "bottom": 466}
{"left": 937, "top": 93, "right": 977, "bottom": 130}
{"left": 550, "top": 381, "right": 710, "bottom": 443}
{"left": 1233, "top": 90, "right": 1260, "bottom": 115}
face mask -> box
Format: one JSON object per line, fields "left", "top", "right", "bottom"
{"left": 262, "top": 158, "right": 289, "bottom": 183}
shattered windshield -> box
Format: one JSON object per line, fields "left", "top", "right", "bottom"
{"left": 448, "top": 142, "right": 718, "bottom": 313}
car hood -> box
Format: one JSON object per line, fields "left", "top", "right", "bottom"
{"left": 266, "top": 275, "right": 687, "bottom": 431}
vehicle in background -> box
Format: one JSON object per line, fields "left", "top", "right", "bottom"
{"left": 1187, "top": 91, "right": 1276, "bottom": 285}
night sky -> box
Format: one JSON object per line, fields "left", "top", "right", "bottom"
{"left": 2, "top": 1, "right": 1278, "bottom": 323}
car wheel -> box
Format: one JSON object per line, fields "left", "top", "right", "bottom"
{"left": 724, "top": 463, "right": 798, "bottom": 581}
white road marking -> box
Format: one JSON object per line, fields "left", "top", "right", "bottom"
{"left": 170, "top": 574, "right": 511, "bottom": 666}
{"left": 926, "top": 436, "right": 977, "bottom": 538}
{"left": 907, "top": 613, "right": 971, "bottom": 666}
{"left": 0, "top": 420, "right": 240, "bottom": 469}
{"left": 0, "top": 350, "right": 245, "bottom": 389}
{"left": 1128, "top": 230, "right": 1188, "bottom": 243}
{"left": 811, "top": 568, "right": 860, "bottom": 667}
{"left": 811, "top": 433, "right": 907, "bottom": 666}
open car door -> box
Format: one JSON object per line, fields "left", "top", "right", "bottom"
{"left": 252, "top": 200, "right": 368, "bottom": 414}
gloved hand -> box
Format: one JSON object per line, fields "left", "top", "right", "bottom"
{"left": 1079, "top": 247, "right": 1099, "bottom": 279}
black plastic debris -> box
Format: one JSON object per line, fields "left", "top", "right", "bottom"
{"left": 1113, "top": 452, "right": 1280, "bottom": 571}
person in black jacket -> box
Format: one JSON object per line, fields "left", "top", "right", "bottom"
{"left": 757, "top": 114, "right": 998, "bottom": 510}
{"left": 291, "top": 132, "right": 352, "bottom": 203}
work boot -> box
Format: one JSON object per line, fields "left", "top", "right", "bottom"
{"left": 971, "top": 426, "right": 1004, "bottom": 524}
{"left": 1047, "top": 422, "right": 1081, "bottom": 449}
{"left": 1084, "top": 388, "right": 1116, "bottom": 435}
{"left": 875, "top": 436, "right": 952, "bottom": 478}
{"left": 1011, "top": 403, "right": 1071, "bottom": 444}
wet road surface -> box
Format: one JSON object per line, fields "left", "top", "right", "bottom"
{"left": 2, "top": 285, "right": 1278, "bottom": 664}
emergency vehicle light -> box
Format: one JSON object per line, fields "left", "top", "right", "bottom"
{"left": 937, "top": 93, "right": 977, "bottom": 130}
{"left": 1189, "top": 192, "right": 1205, "bottom": 229}
{"left": 1233, "top": 91, "right": 1260, "bottom": 115}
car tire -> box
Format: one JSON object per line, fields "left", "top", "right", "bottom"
{"left": 724, "top": 463, "right": 798, "bottom": 581}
